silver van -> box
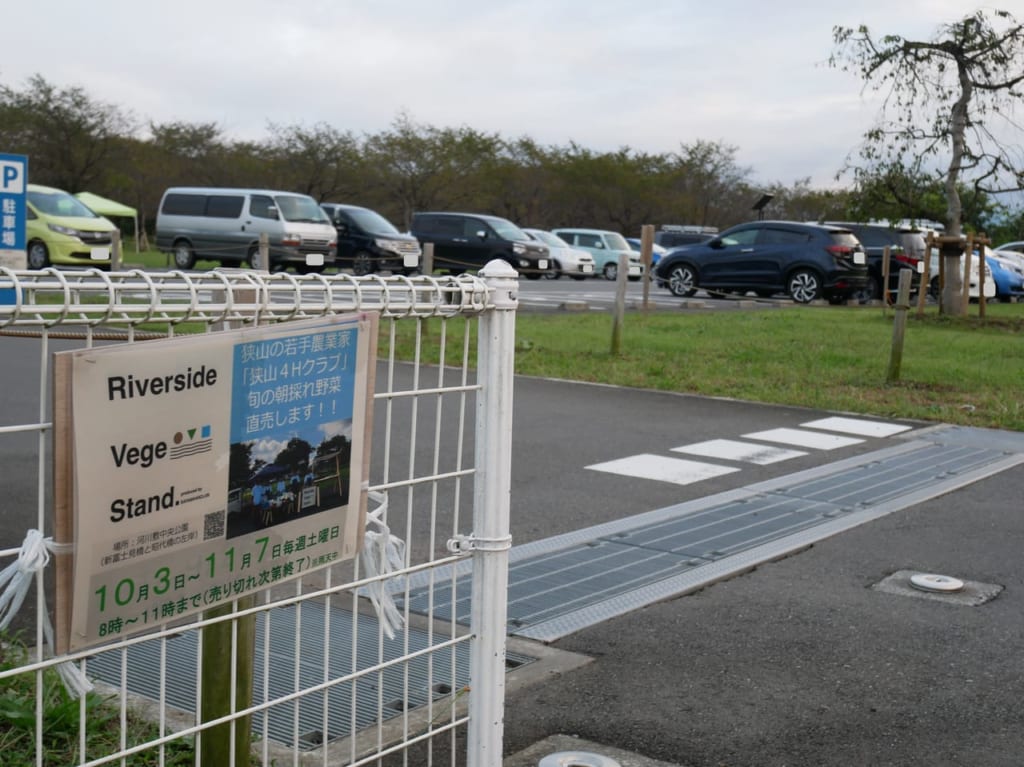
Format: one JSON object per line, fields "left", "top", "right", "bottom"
{"left": 155, "top": 187, "right": 337, "bottom": 272}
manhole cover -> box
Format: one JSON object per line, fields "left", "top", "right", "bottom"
{"left": 539, "top": 752, "right": 622, "bottom": 767}
{"left": 910, "top": 573, "right": 964, "bottom": 593}
{"left": 873, "top": 570, "right": 1002, "bottom": 607}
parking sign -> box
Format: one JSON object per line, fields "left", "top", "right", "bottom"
{"left": 0, "top": 153, "right": 28, "bottom": 264}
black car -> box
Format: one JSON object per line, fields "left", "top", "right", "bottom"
{"left": 321, "top": 203, "right": 421, "bottom": 275}
{"left": 823, "top": 222, "right": 926, "bottom": 302}
{"left": 410, "top": 212, "right": 549, "bottom": 278}
{"left": 654, "top": 226, "right": 719, "bottom": 249}
{"left": 654, "top": 221, "right": 868, "bottom": 304}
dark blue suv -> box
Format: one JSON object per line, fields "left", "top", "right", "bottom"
{"left": 654, "top": 221, "right": 869, "bottom": 303}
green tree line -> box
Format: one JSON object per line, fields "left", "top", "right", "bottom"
{"left": 2, "top": 74, "right": 1021, "bottom": 242}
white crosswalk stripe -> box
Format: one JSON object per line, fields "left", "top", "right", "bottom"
{"left": 672, "top": 438, "right": 807, "bottom": 465}
{"left": 800, "top": 416, "right": 914, "bottom": 437}
{"left": 585, "top": 453, "right": 739, "bottom": 485}
{"left": 742, "top": 428, "right": 864, "bottom": 450}
{"left": 587, "top": 417, "right": 915, "bottom": 486}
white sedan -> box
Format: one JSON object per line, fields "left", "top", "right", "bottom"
{"left": 523, "top": 229, "right": 595, "bottom": 280}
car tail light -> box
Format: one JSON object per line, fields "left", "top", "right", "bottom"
{"left": 894, "top": 253, "right": 920, "bottom": 269}
{"left": 826, "top": 244, "right": 855, "bottom": 260}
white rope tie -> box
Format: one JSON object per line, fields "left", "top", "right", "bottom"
{"left": 358, "top": 491, "right": 406, "bottom": 639}
{"left": 0, "top": 529, "right": 94, "bottom": 698}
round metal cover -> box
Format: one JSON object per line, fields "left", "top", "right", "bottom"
{"left": 910, "top": 573, "right": 964, "bottom": 593}
{"left": 538, "top": 752, "right": 622, "bottom": 767}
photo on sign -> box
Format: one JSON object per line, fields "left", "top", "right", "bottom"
{"left": 226, "top": 420, "right": 353, "bottom": 538}
{"left": 225, "top": 325, "right": 361, "bottom": 539}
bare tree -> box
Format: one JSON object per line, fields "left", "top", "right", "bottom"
{"left": 831, "top": 9, "right": 1024, "bottom": 312}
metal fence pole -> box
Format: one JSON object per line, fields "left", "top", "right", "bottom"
{"left": 468, "top": 259, "right": 517, "bottom": 767}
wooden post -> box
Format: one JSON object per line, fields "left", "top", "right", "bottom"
{"left": 200, "top": 597, "right": 255, "bottom": 767}
{"left": 610, "top": 252, "right": 628, "bottom": 355}
{"left": 977, "top": 234, "right": 987, "bottom": 319}
{"left": 111, "top": 229, "right": 122, "bottom": 271}
{"left": 258, "top": 233, "right": 270, "bottom": 274}
{"left": 640, "top": 224, "right": 654, "bottom": 311}
{"left": 961, "top": 234, "right": 973, "bottom": 316}
{"left": 886, "top": 269, "right": 913, "bottom": 384}
{"left": 916, "top": 246, "right": 931, "bottom": 318}
{"left": 881, "top": 246, "right": 891, "bottom": 307}
{"left": 422, "top": 242, "right": 434, "bottom": 275}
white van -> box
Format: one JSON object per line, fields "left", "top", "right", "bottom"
{"left": 155, "top": 187, "right": 337, "bottom": 271}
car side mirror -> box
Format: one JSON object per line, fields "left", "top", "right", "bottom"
{"left": 475, "top": 230, "right": 488, "bottom": 240}
{"left": 336, "top": 222, "right": 349, "bottom": 234}
{"left": 708, "top": 238, "right": 724, "bottom": 249}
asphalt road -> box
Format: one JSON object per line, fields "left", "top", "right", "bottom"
{"left": 3, "top": 293, "right": 1021, "bottom": 766}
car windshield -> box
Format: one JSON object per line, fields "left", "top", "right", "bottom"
{"left": 603, "top": 233, "right": 630, "bottom": 250}
{"left": 529, "top": 230, "right": 566, "bottom": 248}
{"left": 347, "top": 208, "right": 400, "bottom": 234}
{"left": 28, "top": 190, "right": 100, "bottom": 219}
{"left": 489, "top": 218, "right": 530, "bottom": 241}
{"left": 274, "top": 195, "right": 331, "bottom": 224}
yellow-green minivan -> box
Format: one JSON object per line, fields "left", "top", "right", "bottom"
{"left": 26, "top": 184, "right": 116, "bottom": 269}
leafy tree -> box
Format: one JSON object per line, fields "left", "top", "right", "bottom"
{"left": 274, "top": 437, "right": 313, "bottom": 476}
{"left": 264, "top": 121, "right": 362, "bottom": 201}
{"left": 362, "top": 112, "right": 503, "bottom": 228}
{"left": 229, "top": 442, "right": 256, "bottom": 489}
{"left": 832, "top": 9, "right": 1024, "bottom": 311}
{"left": 0, "top": 74, "right": 137, "bottom": 191}
{"left": 666, "top": 140, "right": 754, "bottom": 228}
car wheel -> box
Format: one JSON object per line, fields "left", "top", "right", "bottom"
{"left": 248, "top": 246, "right": 267, "bottom": 272}
{"left": 603, "top": 262, "right": 617, "bottom": 281}
{"left": 788, "top": 269, "right": 822, "bottom": 303}
{"left": 172, "top": 240, "right": 195, "bottom": 270}
{"left": 27, "top": 240, "right": 50, "bottom": 269}
{"left": 667, "top": 264, "right": 698, "bottom": 297}
{"left": 545, "top": 261, "right": 563, "bottom": 280}
{"left": 853, "top": 276, "right": 880, "bottom": 304}
{"left": 351, "top": 251, "right": 374, "bottom": 276}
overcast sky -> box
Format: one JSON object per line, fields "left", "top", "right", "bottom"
{"left": 1, "top": 0, "right": 985, "bottom": 188}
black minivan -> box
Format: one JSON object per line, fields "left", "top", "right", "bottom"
{"left": 410, "top": 212, "right": 549, "bottom": 278}
{"left": 320, "top": 203, "right": 421, "bottom": 275}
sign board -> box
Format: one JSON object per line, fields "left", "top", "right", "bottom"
{"left": 0, "top": 153, "right": 27, "bottom": 303}
{"left": 53, "top": 313, "right": 378, "bottom": 652}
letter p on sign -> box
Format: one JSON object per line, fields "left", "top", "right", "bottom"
{"left": 0, "top": 160, "right": 25, "bottom": 194}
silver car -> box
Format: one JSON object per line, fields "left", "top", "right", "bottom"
{"left": 523, "top": 228, "right": 595, "bottom": 280}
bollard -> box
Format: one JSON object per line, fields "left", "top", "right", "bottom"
{"left": 886, "top": 268, "right": 913, "bottom": 384}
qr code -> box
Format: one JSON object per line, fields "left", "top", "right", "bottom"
{"left": 203, "top": 510, "right": 226, "bottom": 540}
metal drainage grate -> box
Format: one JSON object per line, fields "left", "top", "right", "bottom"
{"left": 400, "top": 434, "right": 1022, "bottom": 641}
{"left": 86, "top": 602, "right": 534, "bottom": 750}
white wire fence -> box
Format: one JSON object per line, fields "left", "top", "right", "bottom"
{"left": 0, "top": 262, "right": 518, "bottom": 767}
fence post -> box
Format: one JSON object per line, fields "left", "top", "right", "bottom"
{"left": 200, "top": 597, "right": 255, "bottom": 767}
{"left": 886, "top": 269, "right": 913, "bottom": 384}
{"left": 880, "top": 245, "right": 891, "bottom": 307}
{"left": 422, "top": 242, "right": 434, "bottom": 275}
{"left": 111, "top": 229, "right": 123, "bottom": 271}
{"left": 610, "top": 252, "right": 628, "bottom": 355}
{"left": 640, "top": 224, "right": 654, "bottom": 311}
{"left": 468, "top": 259, "right": 517, "bottom": 767}
{"left": 961, "top": 235, "right": 973, "bottom": 316}
{"left": 977, "top": 234, "right": 987, "bottom": 319}
{"left": 916, "top": 248, "right": 931, "bottom": 318}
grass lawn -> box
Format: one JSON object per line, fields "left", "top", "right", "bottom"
{"left": 395, "top": 303, "right": 1024, "bottom": 431}
{"left": 44, "top": 255, "right": 1024, "bottom": 431}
